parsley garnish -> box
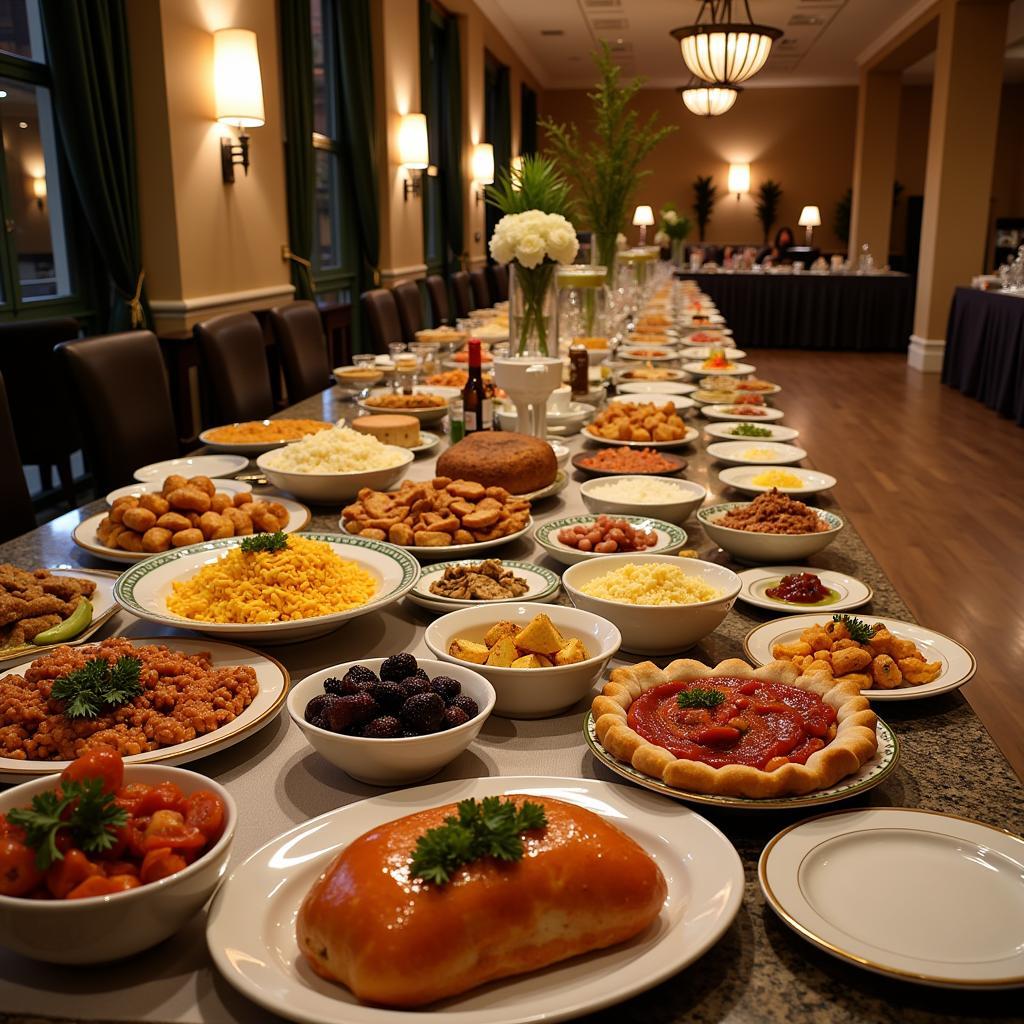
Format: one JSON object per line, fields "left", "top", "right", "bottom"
{"left": 676, "top": 687, "right": 726, "bottom": 710}
{"left": 50, "top": 656, "right": 142, "bottom": 719}
{"left": 7, "top": 777, "right": 128, "bottom": 870}
{"left": 240, "top": 531, "right": 288, "bottom": 553}
{"left": 410, "top": 797, "right": 548, "bottom": 885}
{"left": 729, "top": 423, "right": 772, "bottom": 437}
{"left": 832, "top": 613, "right": 876, "bottom": 644}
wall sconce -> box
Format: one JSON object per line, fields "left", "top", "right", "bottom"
{"left": 31, "top": 176, "right": 46, "bottom": 211}
{"left": 632, "top": 204, "right": 654, "bottom": 244}
{"left": 799, "top": 204, "right": 821, "bottom": 245}
{"left": 472, "top": 142, "right": 494, "bottom": 204}
{"left": 727, "top": 163, "right": 750, "bottom": 201}
{"left": 213, "top": 28, "right": 265, "bottom": 184}
{"left": 398, "top": 113, "right": 429, "bottom": 201}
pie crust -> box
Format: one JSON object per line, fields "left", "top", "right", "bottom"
{"left": 592, "top": 657, "right": 878, "bottom": 798}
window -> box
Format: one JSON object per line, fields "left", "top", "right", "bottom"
{"left": 0, "top": 0, "right": 79, "bottom": 314}
{"left": 483, "top": 53, "right": 510, "bottom": 260}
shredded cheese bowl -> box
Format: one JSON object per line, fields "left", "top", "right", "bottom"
{"left": 563, "top": 554, "right": 740, "bottom": 656}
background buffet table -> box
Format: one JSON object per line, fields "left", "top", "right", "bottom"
{"left": 0, "top": 386, "right": 1021, "bottom": 1024}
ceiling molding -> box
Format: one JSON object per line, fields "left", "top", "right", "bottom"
{"left": 856, "top": 0, "right": 939, "bottom": 67}
{"left": 472, "top": 1, "right": 553, "bottom": 87}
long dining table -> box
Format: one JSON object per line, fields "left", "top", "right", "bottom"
{"left": 0, "top": 382, "right": 1022, "bottom": 1024}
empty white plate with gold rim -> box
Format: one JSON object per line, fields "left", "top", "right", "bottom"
{"left": 206, "top": 776, "right": 745, "bottom": 1024}
{"left": 134, "top": 454, "right": 249, "bottom": 482}
{"left": 759, "top": 807, "right": 1024, "bottom": 988}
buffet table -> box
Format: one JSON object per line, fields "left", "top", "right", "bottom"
{"left": 942, "top": 286, "right": 1024, "bottom": 425}
{"left": 673, "top": 271, "right": 914, "bottom": 352}
{"left": 0, "top": 387, "right": 1021, "bottom": 1024}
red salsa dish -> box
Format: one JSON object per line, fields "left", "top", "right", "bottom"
{"left": 626, "top": 677, "right": 837, "bottom": 771}
{"left": 765, "top": 572, "right": 838, "bottom": 605}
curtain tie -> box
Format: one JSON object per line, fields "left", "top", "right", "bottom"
{"left": 283, "top": 248, "right": 317, "bottom": 295}
{"left": 129, "top": 270, "right": 145, "bottom": 328}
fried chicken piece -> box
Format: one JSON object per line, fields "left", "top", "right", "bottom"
{"left": 9, "top": 614, "right": 62, "bottom": 644}
{"left": 0, "top": 594, "right": 29, "bottom": 627}
{"left": 20, "top": 595, "right": 68, "bottom": 618}
{"left": 897, "top": 657, "right": 942, "bottom": 685}
{"left": 35, "top": 575, "right": 96, "bottom": 601}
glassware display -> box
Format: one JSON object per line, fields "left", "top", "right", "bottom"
{"left": 554, "top": 265, "right": 608, "bottom": 355}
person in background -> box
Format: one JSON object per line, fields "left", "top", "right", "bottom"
{"left": 759, "top": 226, "right": 795, "bottom": 265}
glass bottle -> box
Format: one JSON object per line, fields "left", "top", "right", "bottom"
{"left": 461, "top": 338, "right": 492, "bottom": 434}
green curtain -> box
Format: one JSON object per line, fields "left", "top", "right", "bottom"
{"left": 418, "top": 0, "right": 442, "bottom": 274}
{"left": 280, "top": 0, "right": 315, "bottom": 301}
{"left": 485, "top": 59, "right": 511, "bottom": 258}
{"left": 39, "top": 0, "right": 148, "bottom": 331}
{"left": 440, "top": 15, "right": 464, "bottom": 273}
{"left": 520, "top": 84, "right": 538, "bottom": 156}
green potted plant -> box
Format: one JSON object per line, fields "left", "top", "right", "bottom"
{"left": 692, "top": 176, "right": 717, "bottom": 243}
{"left": 755, "top": 180, "right": 783, "bottom": 245}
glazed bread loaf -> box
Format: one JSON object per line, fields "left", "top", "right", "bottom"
{"left": 436, "top": 431, "right": 556, "bottom": 495}
{"left": 296, "top": 795, "right": 666, "bottom": 1007}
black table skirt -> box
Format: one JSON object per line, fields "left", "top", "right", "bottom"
{"left": 942, "top": 287, "right": 1024, "bottom": 426}
{"left": 673, "top": 271, "right": 914, "bottom": 352}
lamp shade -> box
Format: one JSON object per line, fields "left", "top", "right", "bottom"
{"left": 31, "top": 177, "right": 46, "bottom": 200}
{"left": 799, "top": 205, "right": 821, "bottom": 227}
{"left": 472, "top": 143, "right": 494, "bottom": 184}
{"left": 397, "top": 113, "right": 429, "bottom": 169}
{"left": 632, "top": 205, "right": 655, "bottom": 227}
{"left": 681, "top": 83, "right": 739, "bottom": 116}
{"left": 727, "top": 163, "right": 750, "bottom": 196}
{"left": 213, "top": 29, "right": 265, "bottom": 128}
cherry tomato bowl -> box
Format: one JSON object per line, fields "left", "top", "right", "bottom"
{"left": 0, "top": 763, "right": 236, "bottom": 964}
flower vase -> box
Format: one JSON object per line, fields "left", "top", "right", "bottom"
{"left": 508, "top": 261, "right": 556, "bottom": 357}
{"left": 671, "top": 238, "right": 686, "bottom": 267}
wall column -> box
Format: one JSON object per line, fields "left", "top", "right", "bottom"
{"left": 848, "top": 68, "right": 901, "bottom": 262}
{"left": 910, "top": 0, "right": 1010, "bottom": 372}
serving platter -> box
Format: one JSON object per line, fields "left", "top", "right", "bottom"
{"left": 583, "top": 425, "right": 699, "bottom": 449}
{"left": 357, "top": 387, "right": 458, "bottom": 425}
{"left": 134, "top": 454, "right": 250, "bottom": 482}
{"left": 571, "top": 450, "right": 688, "bottom": 477}
{"left": 736, "top": 567, "right": 872, "bottom": 613}
{"left": 704, "top": 422, "right": 799, "bottom": 443}
{"left": 618, "top": 347, "right": 681, "bottom": 363}
{"left": 72, "top": 497, "right": 312, "bottom": 565}
{"left": 206, "top": 775, "right": 745, "bottom": 1024}
{"left": 706, "top": 441, "right": 807, "bottom": 467}
{"left": 197, "top": 421, "right": 332, "bottom": 455}
{"left": 701, "top": 405, "right": 785, "bottom": 423}
{"left": 509, "top": 470, "right": 569, "bottom": 503}
{"left": 534, "top": 515, "right": 687, "bottom": 567}
{"left": 0, "top": 569, "right": 120, "bottom": 666}
{"left": 407, "top": 559, "right": 561, "bottom": 612}
{"left": 744, "top": 614, "right": 977, "bottom": 702}
{"left": 681, "top": 346, "right": 747, "bottom": 360}
{"left": 106, "top": 477, "right": 253, "bottom": 504}
{"left": 0, "top": 636, "right": 289, "bottom": 781}
{"left": 759, "top": 808, "right": 1024, "bottom": 988}
{"left": 585, "top": 713, "right": 899, "bottom": 810}
{"left": 718, "top": 466, "right": 837, "bottom": 496}
{"left": 615, "top": 381, "right": 697, "bottom": 397}
{"left": 609, "top": 393, "right": 696, "bottom": 413}
{"left": 682, "top": 361, "right": 757, "bottom": 377}
{"left": 615, "top": 367, "right": 689, "bottom": 383}
{"left": 338, "top": 516, "right": 536, "bottom": 562}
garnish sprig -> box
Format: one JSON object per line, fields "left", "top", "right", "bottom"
{"left": 832, "top": 613, "right": 876, "bottom": 644}
{"left": 676, "top": 687, "right": 726, "bottom": 711}
{"left": 410, "top": 797, "right": 547, "bottom": 886}
{"left": 241, "top": 531, "right": 288, "bottom": 554}
{"left": 50, "top": 656, "right": 142, "bottom": 719}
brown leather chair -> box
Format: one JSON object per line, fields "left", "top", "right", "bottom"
{"left": 469, "top": 268, "right": 491, "bottom": 309}
{"left": 360, "top": 288, "right": 403, "bottom": 354}
{"left": 0, "top": 372, "right": 36, "bottom": 542}
{"left": 424, "top": 275, "right": 450, "bottom": 327}
{"left": 488, "top": 263, "right": 509, "bottom": 302}
{"left": 392, "top": 280, "right": 425, "bottom": 346}
{"left": 450, "top": 271, "right": 473, "bottom": 320}
{"left": 268, "top": 300, "right": 331, "bottom": 403}
{"left": 0, "top": 317, "right": 81, "bottom": 506}
{"left": 58, "top": 331, "right": 179, "bottom": 490}
{"left": 195, "top": 312, "right": 274, "bottom": 423}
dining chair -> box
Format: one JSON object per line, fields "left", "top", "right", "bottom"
{"left": 0, "top": 317, "right": 81, "bottom": 507}
{"left": 195, "top": 312, "right": 275, "bottom": 423}
{"left": 360, "top": 289, "right": 404, "bottom": 354}
{"left": 450, "top": 271, "right": 473, "bottom": 320}
{"left": 268, "top": 300, "right": 332, "bottom": 403}
{"left": 392, "top": 280, "right": 425, "bottom": 346}
{"left": 0, "top": 372, "right": 37, "bottom": 542}
{"left": 424, "top": 275, "right": 451, "bottom": 327}
{"left": 469, "top": 268, "right": 492, "bottom": 309}
{"left": 488, "top": 263, "right": 509, "bottom": 303}
{"left": 58, "top": 331, "right": 180, "bottom": 490}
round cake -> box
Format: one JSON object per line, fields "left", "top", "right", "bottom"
{"left": 351, "top": 414, "right": 420, "bottom": 448}
{"left": 436, "top": 432, "right": 556, "bottom": 495}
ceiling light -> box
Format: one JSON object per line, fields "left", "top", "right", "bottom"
{"left": 0, "top": 91, "right": 7, "bottom": 98}
{"left": 17, "top": 121, "right": 27, "bottom": 129}
{"left": 670, "top": 0, "right": 782, "bottom": 85}
{"left": 681, "top": 79, "right": 740, "bottom": 116}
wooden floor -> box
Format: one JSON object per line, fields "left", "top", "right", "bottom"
{"left": 752, "top": 349, "right": 1024, "bottom": 780}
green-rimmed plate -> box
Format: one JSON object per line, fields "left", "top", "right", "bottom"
{"left": 534, "top": 514, "right": 688, "bottom": 567}
{"left": 584, "top": 712, "right": 899, "bottom": 811}
{"left": 407, "top": 559, "right": 560, "bottom": 613}
{"left": 114, "top": 532, "right": 420, "bottom": 645}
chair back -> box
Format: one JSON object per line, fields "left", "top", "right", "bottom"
{"left": 0, "top": 372, "right": 36, "bottom": 542}
{"left": 58, "top": 331, "right": 179, "bottom": 490}
{"left": 488, "top": 263, "right": 509, "bottom": 302}
{"left": 269, "top": 300, "right": 331, "bottom": 403}
{"left": 195, "top": 312, "right": 274, "bottom": 423}
{"left": 424, "top": 275, "right": 450, "bottom": 327}
{"left": 360, "top": 289, "right": 403, "bottom": 354}
{"left": 450, "top": 271, "right": 472, "bottom": 319}
{"left": 392, "top": 281, "right": 424, "bottom": 346}
{"left": 469, "top": 268, "right": 491, "bottom": 309}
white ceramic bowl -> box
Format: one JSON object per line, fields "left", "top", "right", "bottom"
{"left": 0, "top": 764, "right": 235, "bottom": 964}
{"left": 580, "top": 476, "right": 707, "bottom": 525}
{"left": 255, "top": 446, "right": 413, "bottom": 504}
{"left": 424, "top": 602, "right": 621, "bottom": 719}
{"left": 698, "top": 502, "right": 844, "bottom": 564}
{"left": 332, "top": 365, "right": 386, "bottom": 396}
{"left": 287, "top": 658, "right": 495, "bottom": 785}
{"left": 562, "top": 554, "right": 740, "bottom": 656}
{"left": 534, "top": 514, "right": 688, "bottom": 567}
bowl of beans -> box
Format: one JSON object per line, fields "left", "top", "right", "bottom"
{"left": 533, "top": 514, "right": 688, "bottom": 567}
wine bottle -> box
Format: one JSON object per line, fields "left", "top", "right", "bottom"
{"left": 462, "top": 338, "right": 492, "bottom": 433}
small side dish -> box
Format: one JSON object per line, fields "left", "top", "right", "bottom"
{"left": 725, "top": 423, "right": 773, "bottom": 437}
{"left": 556, "top": 516, "right": 659, "bottom": 554}
{"left": 0, "top": 566, "right": 96, "bottom": 650}
{"left": 575, "top": 447, "right": 683, "bottom": 474}
{"left": 576, "top": 562, "right": 723, "bottom": 606}
{"left": 428, "top": 559, "right": 528, "bottom": 600}
{"left": 765, "top": 572, "right": 838, "bottom": 606}
{"left": 448, "top": 613, "right": 589, "bottom": 669}
{"left": 712, "top": 490, "right": 829, "bottom": 534}
{"left": 586, "top": 402, "right": 689, "bottom": 443}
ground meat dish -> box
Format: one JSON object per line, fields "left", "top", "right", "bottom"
{"left": 0, "top": 637, "right": 258, "bottom": 761}
{"left": 713, "top": 489, "right": 829, "bottom": 534}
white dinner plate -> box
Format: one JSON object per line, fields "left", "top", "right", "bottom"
{"left": 72, "top": 497, "right": 312, "bottom": 565}
{"left": 736, "top": 567, "right": 872, "bottom": 613}
{"left": 704, "top": 422, "right": 800, "bottom": 443}
{"left": 616, "top": 381, "right": 697, "bottom": 397}
{"left": 702, "top": 405, "right": 785, "bottom": 422}
{"left": 583, "top": 425, "right": 699, "bottom": 449}
{"left": 511, "top": 470, "right": 569, "bottom": 503}
{"left": 358, "top": 387, "right": 459, "bottom": 424}
{"left": 409, "top": 430, "right": 442, "bottom": 455}
{"left": 134, "top": 454, "right": 250, "bottom": 482}
{"left": 0, "top": 569, "right": 120, "bottom": 665}
{"left": 743, "top": 613, "right": 977, "bottom": 701}
{"left": 585, "top": 714, "right": 899, "bottom": 811}
{"left": 534, "top": 515, "right": 687, "bottom": 567}
{"left": 106, "top": 477, "right": 253, "bottom": 504}
{"left": 114, "top": 532, "right": 420, "bottom": 643}
{"left": 198, "top": 422, "right": 332, "bottom": 455}
{"left": 706, "top": 442, "right": 807, "bottom": 467}
{"left": 0, "top": 636, "right": 289, "bottom": 781}
{"left": 719, "top": 466, "right": 837, "bottom": 496}
{"left": 679, "top": 327, "right": 733, "bottom": 342}
{"left": 609, "top": 393, "right": 695, "bottom": 413}
{"left": 682, "top": 361, "right": 756, "bottom": 377}
{"left": 683, "top": 347, "right": 747, "bottom": 360}
{"left": 340, "top": 516, "right": 535, "bottom": 562}
{"left": 619, "top": 347, "right": 681, "bottom": 363}
{"left": 206, "top": 776, "right": 745, "bottom": 1024}
{"left": 759, "top": 808, "right": 1024, "bottom": 988}
{"left": 407, "top": 559, "right": 560, "bottom": 612}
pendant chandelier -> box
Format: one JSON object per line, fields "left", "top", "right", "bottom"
{"left": 681, "top": 78, "right": 740, "bottom": 116}
{"left": 671, "top": 0, "right": 782, "bottom": 85}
